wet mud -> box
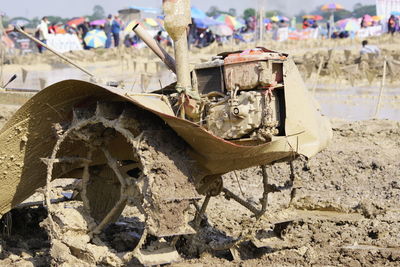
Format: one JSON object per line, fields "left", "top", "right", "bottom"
{"left": 0, "top": 116, "right": 399, "bottom": 266}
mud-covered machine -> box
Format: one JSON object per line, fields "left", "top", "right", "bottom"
{"left": 0, "top": 0, "right": 331, "bottom": 264}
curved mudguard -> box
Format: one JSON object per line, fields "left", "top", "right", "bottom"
{"left": 0, "top": 58, "right": 331, "bottom": 216}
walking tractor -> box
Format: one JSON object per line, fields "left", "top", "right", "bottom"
{"left": 0, "top": 0, "right": 331, "bottom": 265}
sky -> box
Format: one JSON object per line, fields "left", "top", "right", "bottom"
{"left": 1, "top": 0, "right": 376, "bottom": 19}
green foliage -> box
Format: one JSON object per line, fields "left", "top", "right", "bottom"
{"left": 206, "top": 6, "right": 220, "bottom": 17}
{"left": 243, "top": 8, "right": 256, "bottom": 19}
{"left": 47, "top": 16, "right": 68, "bottom": 24}
{"left": 352, "top": 5, "right": 376, "bottom": 17}
{"left": 92, "top": 5, "right": 106, "bottom": 20}
{"left": 228, "top": 8, "right": 237, "bottom": 17}
{"left": 265, "top": 10, "right": 281, "bottom": 18}
{"left": 327, "top": 9, "right": 352, "bottom": 21}
{"left": 206, "top": 6, "right": 238, "bottom": 17}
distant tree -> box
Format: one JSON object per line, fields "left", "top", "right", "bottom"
{"left": 265, "top": 10, "right": 281, "bottom": 18}
{"left": 92, "top": 5, "right": 106, "bottom": 20}
{"left": 8, "top": 16, "right": 30, "bottom": 25}
{"left": 47, "top": 16, "right": 68, "bottom": 24}
{"left": 352, "top": 4, "right": 376, "bottom": 17}
{"left": 243, "top": 8, "right": 256, "bottom": 19}
{"left": 27, "top": 17, "right": 40, "bottom": 28}
{"left": 330, "top": 9, "right": 352, "bottom": 21}
{"left": 228, "top": 8, "right": 237, "bottom": 17}
{"left": 206, "top": 6, "right": 220, "bottom": 17}
{"left": 353, "top": 3, "right": 363, "bottom": 10}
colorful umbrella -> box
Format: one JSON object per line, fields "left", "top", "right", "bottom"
{"left": 191, "top": 7, "right": 207, "bottom": 19}
{"left": 194, "top": 17, "right": 221, "bottom": 28}
{"left": 321, "top": 3, "right": 344, "bottom": 11}
{"left": 215, "top": 14, "right": 245, "bottom": 30}
{"left": 84, "top": 29, "right": 107, "bottom": 48}
{"left": 9, "top": 18, "right": 30, "bottom": 27}
{"left": 362, "top": 14, "right": 373, "bottom": 22}
{"left": 90, "top": 19, "right": 106, "bottom": 26}
{"left": 67, "top": 17, "right": 85, "bottom": 26}
{"left": 372, "top": 15, "right": 382, "bottom": 21}
{"left": 209, "top": 24, "right": 233, "bottom": 36}
{"left": 143, "top": 18, "right": 160, "bottom": 27}
{"left": 391, "top": 11, "right": 400, "bottom": 16}
{"left": 271, "top": 15, "right": 289, "bottom": 22}
{"left": 336, "top": 18, "right": 350, "bottom": 28}
{"left": 336, "top": 18, "right": 360, "bottom": 31}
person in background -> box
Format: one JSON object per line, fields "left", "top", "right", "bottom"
{"left": 78, "top": 18, "right": 91, "bottom": 49}
{"left": 388, "top": 15, "right": 398, "bottom": 35}
{"left": 278, "top": 19, "right": 288, "bottom": 28}
{"left": 48, "top": 23, "right": 57, "bottom": 34}
{"left": 360, "top": 40, "right": 380, "bottom": 56}
{"left": 35, "top": 16, "right": 49, "bottom": 53}
{"left": 302, "top": 18, "right": 310, "bottom": 29}
{"left": 111, "top": 15, "right": 121, "bottom": 47}
{"left": 67, "top": 24, "right": 78, "bottom": 35}
{"left": 155, "top": 30, "right": 164, "bottom": 43}
{"left": 104, "top": 14, "right": 113, "bottom": 48}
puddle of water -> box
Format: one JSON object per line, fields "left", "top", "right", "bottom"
{"left": 315, "top": 91, "right": 399, "bottom": 121}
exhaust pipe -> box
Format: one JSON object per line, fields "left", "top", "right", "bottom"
{"left": 130, "top": 23, "right": 176, "bottom": 73}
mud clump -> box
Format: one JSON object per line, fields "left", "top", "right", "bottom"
{"left": 0, "top": 119, "right": 399, "bottom": 266}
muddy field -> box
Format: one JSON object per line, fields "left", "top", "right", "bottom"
{"left": 0, "top": 101, "right": 399, "bottom": 266}
{"left": 0, "top": 37, "right": 399, "bottom": 266}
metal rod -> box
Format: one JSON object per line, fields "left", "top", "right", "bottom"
{"left": 223, "top": 187, "right": 259, "bottom": 215}
{"left": 312, "top": 56, "right": 324, "bottom": 96}
{"left": 14, "top": 26, "right": 95, "bottom": 78}
{"left": 194, "top": 194, "right": 211, "bottom": 228}
{"left": 259, "top": 165, "right": 269, "bottom": 217}
{"left": 374, "top": 57, "right": 387, "bottom": 118}
{"left": 131, "top": 23, "right": 176, "bottom": 73}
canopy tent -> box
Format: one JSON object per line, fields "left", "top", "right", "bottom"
{"left": 128, "top": 6, "right": 161, "bottom": 14}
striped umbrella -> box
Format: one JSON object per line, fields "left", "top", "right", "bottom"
{"left": 84, "top": 29, "right": 107, "bottom": 48}
{"left": 215, "top": 14, "right": 245, "bottom": 30}
{"left": 321, "top": 3, "right": 344, "bottom": 11}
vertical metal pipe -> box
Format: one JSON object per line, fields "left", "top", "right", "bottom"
{"left": 173, "top": 30, "right": 191, "bottom": 90}
{"left": 163, "top": 0, "right": 192, "bottom": 91}
{"left": 374, "top": 57, "right": 387, "bottom": 118}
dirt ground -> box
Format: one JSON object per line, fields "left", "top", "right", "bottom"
{"left": 0, "top": 37, "right": 399, "bottom": 266}
{"left": 0, "top": 100, "right": 399, "bottom": 266}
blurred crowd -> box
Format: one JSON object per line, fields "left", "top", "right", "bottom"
{"left": 3, "top": 9, "right": 400, "bottom": 54}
